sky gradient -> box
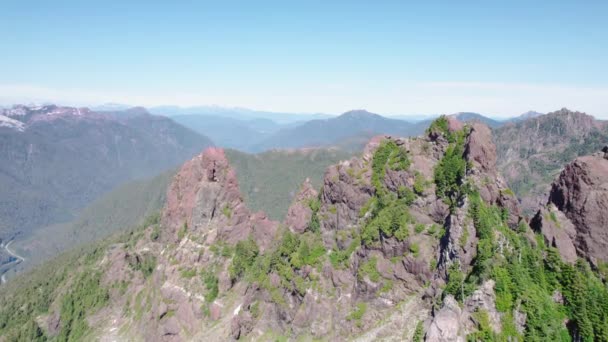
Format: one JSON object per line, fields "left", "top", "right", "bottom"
{"left": 1, "top": 1, "right": 608, "bottom": 118}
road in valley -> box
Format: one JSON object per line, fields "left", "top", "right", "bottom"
{"left": 0, "top": 240, "right": 25, "bottom": 284}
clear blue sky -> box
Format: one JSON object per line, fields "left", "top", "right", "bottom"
{"left": 1, "top": 1, "right": 607, "bottom": 117}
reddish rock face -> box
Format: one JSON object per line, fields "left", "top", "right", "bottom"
{"left": 447, "top": 116, "right": 464, "bottom": 133}
{"left": 285, "top": 178, "right": 318, "bottom": 233}
{"left": 530, "top": 207, "right": 578, "bottom": 263}
{"left": 162, "top": 147, "right": 278, "bottom": 250}
{"left": 546, "top": 155, "right": 608, "bottom": 263}
{"left": 464, "top": 123, "right": 522, "bottom": 227}
{"left": 465, "top": 123, "right": 497, "bottom": 173}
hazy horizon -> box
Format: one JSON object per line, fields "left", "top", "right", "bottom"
{"left": 2, "top": 1, "right": 608, "bottom": 118}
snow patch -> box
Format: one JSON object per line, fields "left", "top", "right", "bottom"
{"left": 0, "top": 115, "right": 25, "bottom": 132}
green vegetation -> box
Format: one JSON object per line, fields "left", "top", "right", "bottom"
{"left": 347, "top": 302, "right": 367, "bottom": 322}
{"left": 177, "top": 222, "right": 188, "bottom": 240}
{"left": 361, "top": 202, "right": 413, "bottom": 245}
{"left": 444, "top": 263, "right": 465, "bottom": 301}
{"left": 58, "top": 271, "right": 109, "bottom": 341}
{"left": 307, "top": 198, "right": 321, "bottom": 233}
{"left": 228, "top": 230, "right": 326, "bottom": 304}
{"left": 16, "top": 171, "right": 174, "bottom": 270}
{"left": 413, "top": 321, "right": 424, "bottom": 342}
{"left": 180, "top": 268, "right": 197, "bottom": 279}
{"left": 459, "top": 190, "right": 608, "bottom": 341}
{"left": 329, "top": 234, "right": 360, "bottom": 269}
{"left": 426, "top": 115, "right": 450, "bottom": 137}
{"left": 413, "top": 172, "right": 426, "bottom": 195}
{"left": 358, "top": 256, "right": 381, "bottom": 282}
{"left": 398, "top": 185, "right": 416, "bottom": 205}
{"left": 222, "top": 205, "right": 232, "bottom": 219}
{"left": 371, "top": 140, "right": 411, "bottom": 192}
{"left": 202, "top": 271, "right": 219, "bottom": 303}
{"left": 410, "top": 243, "right": 420, "bottom": 258}
{"left": 433, "top": 125, "right": 470, "bottom": 209}
{"left": 229, "top": 237, "right": 260, "bottom": 280}
{"left": 0, "top": 220, "right": 129, "bottom": 342}
{"left": 131, "top": 254, "right": 157, "bottom": 279}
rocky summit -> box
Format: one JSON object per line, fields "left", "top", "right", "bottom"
{"left": 1, "top": 116, "right": 608, "bottom": 342}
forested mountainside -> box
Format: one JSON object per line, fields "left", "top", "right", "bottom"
{"left": 224, "top": 148, "right": 352, "bottom": 220}
{"left": 0, "top": 105, "right": 213, "bottom": 241}
{"left": 1, "top": 116, "right": 607, "bottom": 341}
{"left": 494, "top": 108, "right": 608, "bottom": 214}
{"left": 10, "top": 170, "right": 176, "bottom": 273}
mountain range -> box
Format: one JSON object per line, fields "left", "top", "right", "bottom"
{"left": 493, "top": 108, "right": 608, "bottom": 214}
{"left": 2, "top": 114, "right": 607, "bottom": 341}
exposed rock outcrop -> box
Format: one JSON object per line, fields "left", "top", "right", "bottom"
{"left": 427, "top": 281, "right": 502, "bottom": 342}
{"left": 533, "top": 153, "right": 608, "bottom": 263}
{"left": 162, "top": 147, "right": 278, "bottom": 250}
{"left": 464, "top": 123, "right": 521, "bottom": 228}
{"left": 284, "top": 178, "right": 318, "bottom": 233}
{"left": 529, "top": 206, "right": 578, "bottom": 263}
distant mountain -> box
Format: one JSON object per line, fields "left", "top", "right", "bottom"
{"left": 0, "top": 105, "right": 213, "bottom": 241}
{"left": 253, "top": 109, "right": 427, "bottom": 151}
{"left": 449, "top": 112, "right": 502, "bottom": 128}
{"left": 171, "top": 114, "right": 283, "bottom": 152}
{"left": 494, "top": 108, "right": 608, "bottom": 214}
{"left": 507, "top": 110, "right": 544, "bottom": 122}
{"left": 149, "top": 105, "right": 333, "bottom": 124}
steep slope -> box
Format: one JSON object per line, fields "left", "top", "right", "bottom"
{"left": 253, "top": 110, "right": 425, "bottom": 152}
{"left": 8, "top": 170, "right": 175, "bottom": 274}
{"left": 0, "top": 105, "right": 213, "bottom": 240}
{"left": 494, "top": 108, "right": 608, "bottom": 214}
{"left": 2, "top": 118, "right": 608, "bottom": 341}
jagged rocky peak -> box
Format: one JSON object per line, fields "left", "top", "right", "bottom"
{"left": 532, "top": 149, "right": 608, "bottom": 264}
{"left": 284, "top": 178, "right": 318, "bottom": 233}
{"left": 162, "top": 146, "right": 278, "bottom": 250}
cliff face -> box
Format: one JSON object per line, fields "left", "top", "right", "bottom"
{"left": 532, "top": 153, "right": 608, "bottom": 264}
